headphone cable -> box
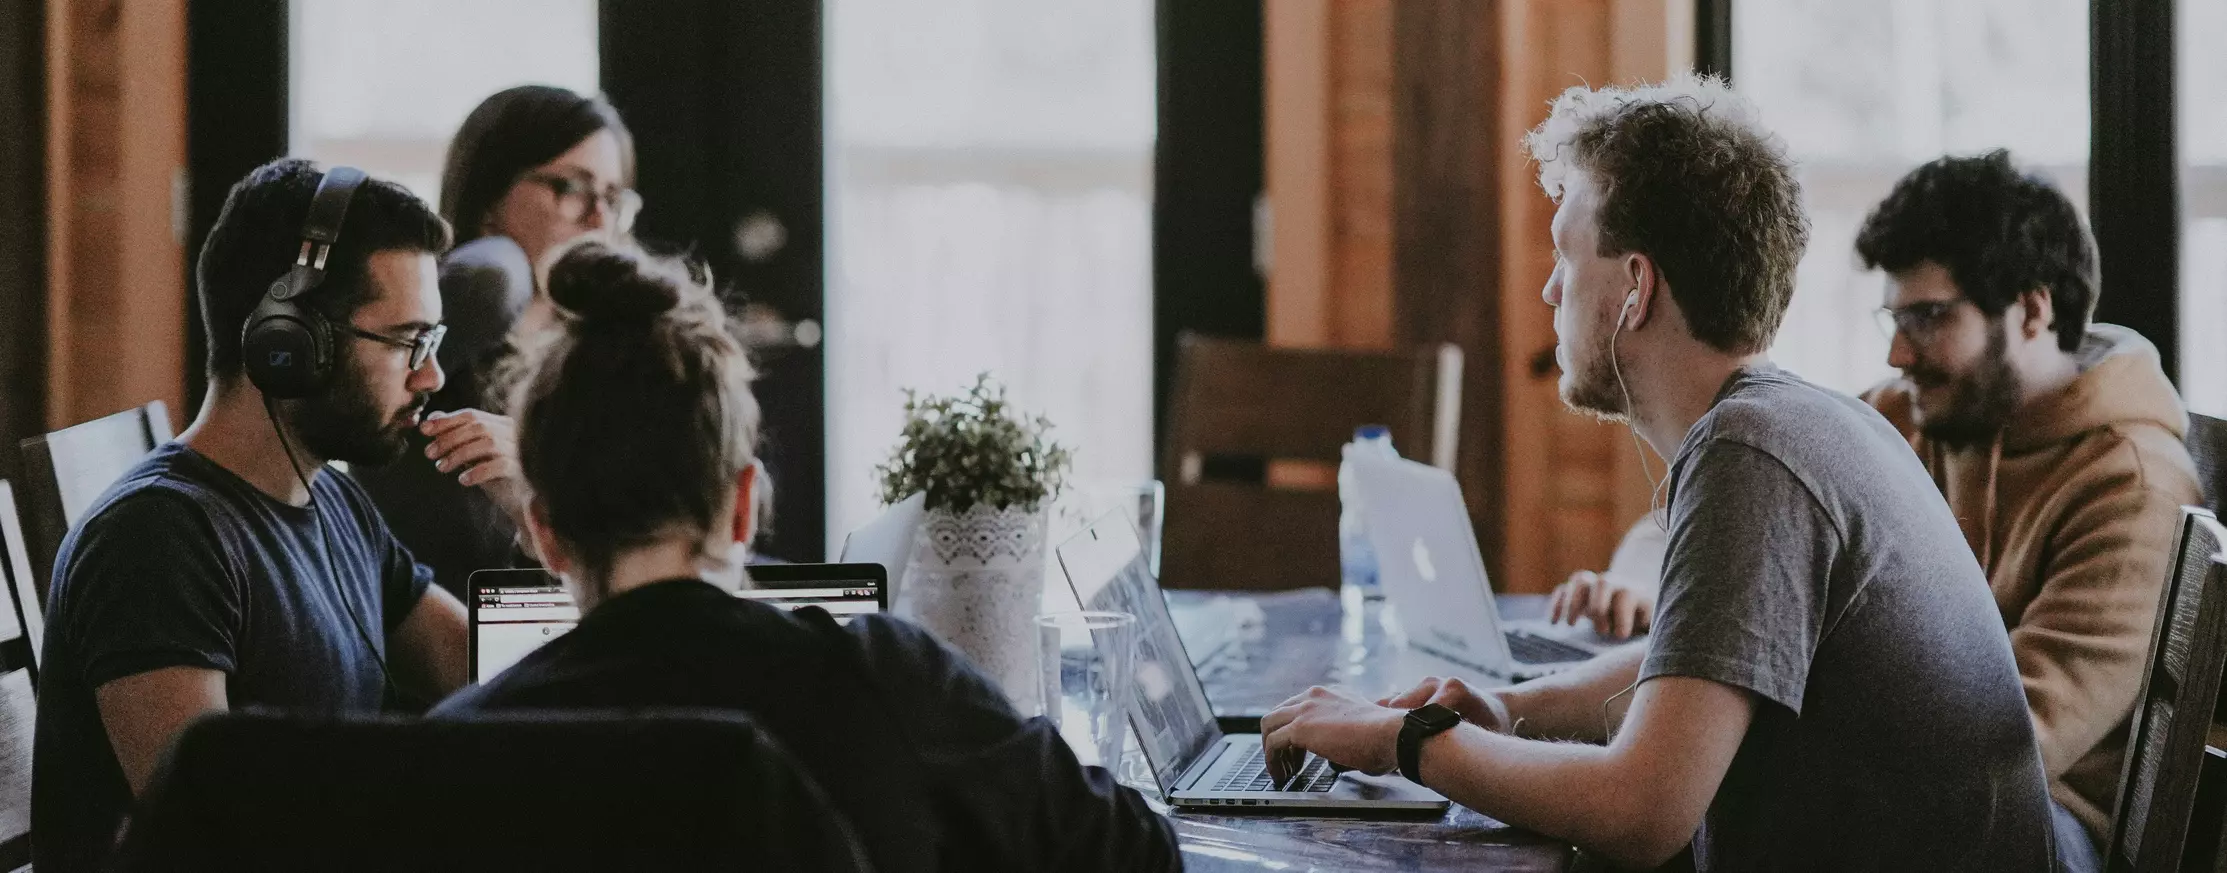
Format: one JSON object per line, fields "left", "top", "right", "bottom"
{"left": 262, "top": 396, "right": 403, "bottom": 707}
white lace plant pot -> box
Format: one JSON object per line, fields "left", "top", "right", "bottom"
{"left": 896, "top": 503, "right": 1048, "bottom": 712}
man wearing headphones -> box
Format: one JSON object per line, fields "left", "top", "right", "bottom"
{"left": 32, "top": 159, "right": 517, "bottom": 871}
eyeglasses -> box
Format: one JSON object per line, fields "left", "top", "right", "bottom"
{"left": 521, "top": 171, "right": 642, "bottom": 233}
{"left": 1874, "top": 299, "right": 1972, "bottom": 343}
{"left": 330, "top": 320, "right": 448, "bottom": 372}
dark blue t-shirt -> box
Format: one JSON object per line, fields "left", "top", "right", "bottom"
{"left": 32, "top": 442, "right": 433, "bottom": 872}
{"left": 434, "top": 579, "right": 1180, "bottom": 873}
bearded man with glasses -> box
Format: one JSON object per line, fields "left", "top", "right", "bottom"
{"left": 32, "top": 160, "right": 523, "bottom": 872}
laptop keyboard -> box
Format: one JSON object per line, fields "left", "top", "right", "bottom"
{"left": 1504, "top": 629, "right": 1594, "bottom": 665}
{"left": 1212, "top": 743, "right": 1339, "bottom": 793}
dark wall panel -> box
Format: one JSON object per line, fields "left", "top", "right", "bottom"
{"left": 602, "top": 0, "right": 826, "bottom": 560}
{"left": 2090, "top": 0, "right": 2177, "bottom": 383}
{"left": 186, "top": 0, "right": 290, "bottom": 409}
{"left": 0, "top": 0, "right": 45, "bottom": 478}
{"left": 1153, "top": 0, "right": 1265, "bottom": 464}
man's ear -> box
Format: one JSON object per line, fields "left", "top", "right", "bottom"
{"left": 2017, "top": 286, "right": 2055, "bottom": 342}
{"left": 525, "top": 497, "right": 569, "bottom": 576}
{"left": 732, "top": 462, "right": 760, "bottom": 545}
{"left": 1622, "top": 253, "right": 1662, "bottom": 331}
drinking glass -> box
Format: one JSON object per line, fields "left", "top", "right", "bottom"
{"left": 1036, "top": 611, "right": 1138, "bottom": 768}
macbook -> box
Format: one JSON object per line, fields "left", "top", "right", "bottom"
{"left": 1347, "top": 453, "right": 1625, "bottom": 682}
{"left": 837, "top": 492, "right": 925, "bottom": 607}
{"left": 1056, "top": 513, "right": 1447, "bottom": 813}
{"left": 467, "top": 564, "right": 888, "bottom": 683}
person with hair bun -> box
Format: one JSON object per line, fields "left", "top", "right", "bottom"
{"left": 432, "top": 241, "right": 1179, "bottom": 873}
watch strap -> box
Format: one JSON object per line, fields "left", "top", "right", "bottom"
{"left": 1398, "top": 704, "right": 1461, "bottom": 784}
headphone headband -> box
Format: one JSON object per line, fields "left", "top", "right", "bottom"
{"left": 244, "top": 164, "right": 368, "bottom": 399}
{"left": 270, "top": 165, "right": 368, "bottom": 301}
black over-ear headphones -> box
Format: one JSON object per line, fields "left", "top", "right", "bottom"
{"left": 242, "top": 165, "right": 368, "bottom": 399}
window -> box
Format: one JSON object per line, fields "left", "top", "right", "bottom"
{"left": 289, "top": 1, "right": 599, "bottom": 204}
{"left": 1737, "top": 0, "right": 2090, "bottom": 395}
{"left": 825, "top": 0, "right": 1156, "bottom": 551}
{"left": 2182, "top": 0, "right": 2227, "bottom": 416}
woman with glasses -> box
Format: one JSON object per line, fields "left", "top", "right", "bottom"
{"left": 358, "top": 84, "right": 641, "bottom": 599}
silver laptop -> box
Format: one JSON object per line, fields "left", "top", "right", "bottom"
{"left": 1057, "top": 514, "right": 1448, "bottom": 813}
{"left": 1348, "top": 453, "right": 1623, "bottom": 682}
{"left": 837, "top": 492, "right": 924, "bottom": 606}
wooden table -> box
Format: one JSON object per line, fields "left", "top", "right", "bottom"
{"left": 1155, "top": 588, "right": 1580, "bottom": 872}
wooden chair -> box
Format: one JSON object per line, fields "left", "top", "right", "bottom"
{"left": 15, "top": 401, "right": 174, "bottom": 607}
{"left": 1158, "top": 334, "right": 1461, "bottom": 591}
{"left": 2190, "top": 412, "right": 2227, "bottom": 515}
{"left": 2106, "top": 506, "right": 2227, "bottom": 872}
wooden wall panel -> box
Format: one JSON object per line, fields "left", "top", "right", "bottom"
{"left": 44, "top": 0, "right": 187, "bottom": 433}
{"left": 1391, "top": 0, "right": 1505, "bottom": 585}
{"left": 1264, "top": 0, "right": 1330, "bottom": 347}
{"left": 1326, "top": 0, "right": 1392, "bottom": 350}
{"left": 1267, "top": 0, "right": 1692, "bottom": 592}
{"left": 1265, "top": 0, "right": 1392, "bottom": 351}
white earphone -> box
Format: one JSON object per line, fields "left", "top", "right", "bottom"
{"left": 1620, "top": 288, "right": 1639, "bottom": 330}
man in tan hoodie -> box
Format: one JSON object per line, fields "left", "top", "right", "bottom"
{"left": 1548, "top": 150, "right": 2201, "bottom": 861}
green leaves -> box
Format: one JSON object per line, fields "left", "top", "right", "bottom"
{"left": 875, "top": 373, "right": 1074, "bottom": 514}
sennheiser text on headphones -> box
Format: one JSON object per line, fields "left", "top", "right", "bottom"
{"left": 241, "top": 165, "right": 368, "bottom": 399}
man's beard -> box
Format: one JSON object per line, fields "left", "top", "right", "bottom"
{"left": 288, "top": 361, "right": 425, "bottom": 467}
{"left": 1559, "top": 333, "right": 1630, "bottom": 422}
{"left": 1911, "top": 323, "right": 2022, "bottom": 449}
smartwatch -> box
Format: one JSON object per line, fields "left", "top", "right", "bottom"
{"left": 1398, "top": 703, "right": 1463, "bottom": 784}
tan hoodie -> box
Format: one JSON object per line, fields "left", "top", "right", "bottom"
{"left": 1865, "top": 324, "right": 2202, "bottom": 842}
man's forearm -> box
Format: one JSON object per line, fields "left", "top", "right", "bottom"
{"left": 1498, "top": 642, "right": 1645, "bottom": 742}
{"left": 1424, "top": 674, "right": 1752, "bottom": 869}
{"left": 1416, "top": 722, "right": 1667, "bottom": 866}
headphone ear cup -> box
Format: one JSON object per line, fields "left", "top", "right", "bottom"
{"left": 242, "top": 294, "right": 333, "bottom": 400}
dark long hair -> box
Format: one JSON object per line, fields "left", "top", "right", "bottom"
{"left": 440, "top": 85, "right": 636, "bottom": 247}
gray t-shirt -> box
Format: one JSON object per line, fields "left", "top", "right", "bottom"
{"left": 1642, "top": 367, "right": 2053, "bottom": 871}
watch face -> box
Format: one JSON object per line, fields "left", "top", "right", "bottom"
{"left": 1409, "top": 703, "right": 1462, "bottom": 731}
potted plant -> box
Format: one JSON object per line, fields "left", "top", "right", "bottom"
{"left": 875, "top": 374, "right": 1072, "bottom": 708}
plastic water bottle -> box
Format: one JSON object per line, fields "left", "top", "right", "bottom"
{"left": 1338, "top": 425, "right": 1398, "bottom": 600}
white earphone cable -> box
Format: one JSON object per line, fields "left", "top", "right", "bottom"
{"left": 1611, "top": 289, "right": 1671, "bottom": 528}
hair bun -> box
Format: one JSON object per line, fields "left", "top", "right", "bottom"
{"left": 547, "top": 241, "right": 683, "bottom": 325}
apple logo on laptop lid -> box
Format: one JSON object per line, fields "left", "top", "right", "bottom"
{"left": 1411, "top": 537, "right": 1438, "bottom": 583}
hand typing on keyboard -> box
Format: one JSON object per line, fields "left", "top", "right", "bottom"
{"left": 1259, "top": 685, "right": 1409, "bottom": 785}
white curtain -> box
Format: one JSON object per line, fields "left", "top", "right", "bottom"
{"left": 825, "top": 0, "right": 1156, "bottom": 552}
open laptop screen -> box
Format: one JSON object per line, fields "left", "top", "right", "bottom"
{"left": 1055, "top": 515, "right": 1220, "bottom": 791}
{"left": 467, "top": 564, "right": 888, "bottom": 683}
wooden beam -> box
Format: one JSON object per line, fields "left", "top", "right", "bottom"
{"left": 1264, "top": 0, "right": 1331, "bottom": 348}
{"left": 43, "top": 0, "right": 187, "bottom": 432}
{"left": 1392, "top": 0, "right": 1506, "bottom": 586}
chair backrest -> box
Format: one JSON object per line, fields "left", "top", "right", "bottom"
{"left": 0, "top": 487, "right": 38, "bottom": 872}
{"left": 113, "top": 710, "right": 872, "bottom": 873}
{"left": 2189, "top": 412, "right": 2227, "bottom": 515}
{"left": 2108, "top": 506, "right": 2227, "bottom": 872}
{"left": 15, "top": 401, "right": 173, "bottom": 606}
{"left": 0, "top": 484, "right": 38, "bottom": 686}
{"left": 1159, "top": 334, "right": 1461, "bottom": 590}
